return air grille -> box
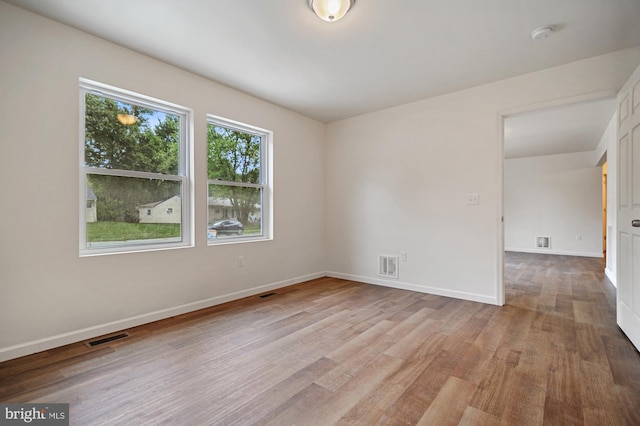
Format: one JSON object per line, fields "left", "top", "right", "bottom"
{"left": 84, "top": 332, "right": 130, "bottom": 348}
{"left": 536, "top": 236, "right": 551, "bottom": 249}
{"left": 379, "top": 255, "right": 399, "bottom": 279}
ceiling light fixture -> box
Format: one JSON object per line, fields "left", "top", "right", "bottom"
{"left": 309, "top": 0, "right": 355, "bottom": 22}
{"left": 530, "top": 26, "right": 554, "bottom": 41}
{"left": 117, "top": 113, "right": 137, "bottom": 125}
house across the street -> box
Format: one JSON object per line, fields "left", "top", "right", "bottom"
{"left": 138, "top": 195, "right": 181, "bottom": 224}
{"left": 208, "top": 197, "right": 260, "bottom": 223}
{"left": 138, "top": 195, "right": 259, "bottom": 225}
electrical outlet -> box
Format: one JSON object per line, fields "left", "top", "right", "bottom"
{"left": 576, "top": 234, "right": 582, "bottom": 241}
{"left": 400, "top": 251, "right": 407, "bottom": 262}
{"left": 466, "top": 193, "right": 479, "bottom": 205}
{"left": 238, "top": 256, "right": 245, "bottom": 267}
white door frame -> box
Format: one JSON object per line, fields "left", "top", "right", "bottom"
{"left": 497, "top": 90, "right": 619, "bottom": 306}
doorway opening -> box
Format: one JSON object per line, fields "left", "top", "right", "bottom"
{"left": 500, "top": 95, "right": 616, "bottom": 304}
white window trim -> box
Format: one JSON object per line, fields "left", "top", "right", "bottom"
{"left": 206, "top": 114, "right": 273, "bottom": 245}
{"left": 79, "top": 78, "right": 194, "bottom": 256}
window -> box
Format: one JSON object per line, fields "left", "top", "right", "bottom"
{"left": 80, "top": 79, "right": 192, "bottom": 255}
{"left": 207, "top": 116, "right": 271, "bottom": 243}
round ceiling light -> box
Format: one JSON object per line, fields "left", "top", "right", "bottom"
{"left": 530, "top": 26, "right": 554, "bottom": 41}
{"left": 309, "top": 0, "right": 355, "bottom": 22}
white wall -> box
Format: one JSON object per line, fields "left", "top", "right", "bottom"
{"left": 504, "top": 152, "right": 603, "bottom": 257}
{"left": 325, "top": 47, "right": 640, "bottom": 305}
{"left": 600, "top": 114, "right": 618, "bottom": 285}
{"left": 0, "top": 3, "right": 326, "bottom": 361}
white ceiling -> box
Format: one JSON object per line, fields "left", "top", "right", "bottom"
{"left": 504, "top": 97, "right": 617, "bottom": 159}
{"left": 5, "top": 0, "right": 640, "bottom": 124}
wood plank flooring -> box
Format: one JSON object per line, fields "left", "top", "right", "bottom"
{"left": 1, "top": 252, "right": 640, "bottom": 425}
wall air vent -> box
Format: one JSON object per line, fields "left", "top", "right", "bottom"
{"left": 379, "top": 255, "right": 399, "bottom": 279}
{"left": 536, "top": 236, "right": 551, "bottom": 249}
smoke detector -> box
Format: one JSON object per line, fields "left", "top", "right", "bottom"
{"left": 531, "top": 26, "right": 554, "bottom": 41}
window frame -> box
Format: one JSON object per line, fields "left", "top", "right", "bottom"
{"left": 79, "top": 79, "right": 194, "bottom": 256}
{"left": 206, "top": 114, "right": 272, "bottom": 245}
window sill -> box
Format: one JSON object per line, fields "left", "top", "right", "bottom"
{"left": 206, "top": 235, "right": 272, "bottom": 246}
{"left": 80, "top": 240, "right": 193, "bottom": 257}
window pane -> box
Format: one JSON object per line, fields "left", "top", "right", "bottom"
{"left": 207, "top": 124, "right": 261, "bottom": 184}
{"left": 86, "top": 174, "right": 182, "bottom": 247}
{"left": 207, "top": 184, "right": 262, "bottom": 240}
{"left": 85, "top": 92, "right": 180, "bottom": 174}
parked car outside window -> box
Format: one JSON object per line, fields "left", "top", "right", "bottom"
{"left": 208, "top": 220, "right": 243, "bottom": 236}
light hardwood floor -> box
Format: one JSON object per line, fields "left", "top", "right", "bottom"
{"left": 1, "top": 252, "right": 639, "bottom": 425}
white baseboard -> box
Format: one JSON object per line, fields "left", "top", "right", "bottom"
{"left": 0, "top": 272, "right": 325, "bottom": 363}
{"left": 605, "top": 267, "right": 617, "bottom": 288}
{"left": 505, "top": 248, "right": 604, "bottom": 258}
{"left": 326, "top": 271, "right": 499, "bottom": 306}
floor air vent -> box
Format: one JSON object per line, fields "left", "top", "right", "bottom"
{"left": 84, "top": 332, "right": 130, "bottom": 348}
{"left": 259, "top": 292, "right": 277, "bottom": 298}
{"left": 379, "top": 255, "right": 399, "bottom": 279}
{"left": 536, "top": 236, "right": 551, "bottom": 249}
